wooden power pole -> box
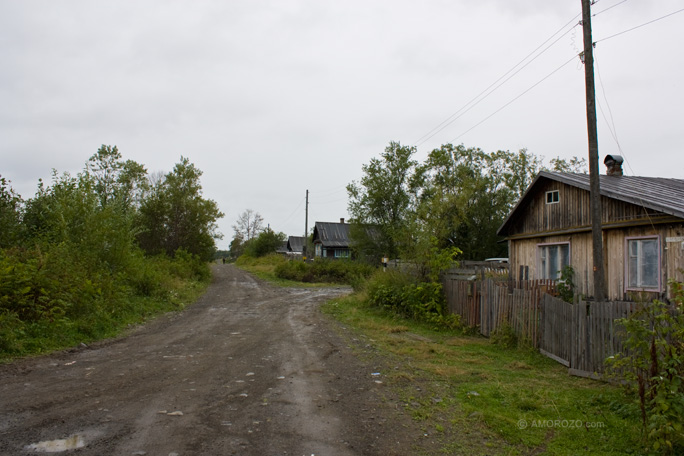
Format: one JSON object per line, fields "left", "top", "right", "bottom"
{"left": 304, "top": 189, "right": 309, "bottom": 259}
{"left": 581, "top": 0, "right": 607, "bottom": 301}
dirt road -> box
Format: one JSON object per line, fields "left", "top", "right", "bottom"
{"left": 0, "top": 265, "right": 416, "bottom": 455}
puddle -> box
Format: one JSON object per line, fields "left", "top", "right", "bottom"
{"left": 25, "top": 434, "right": 85, "bottom": 452}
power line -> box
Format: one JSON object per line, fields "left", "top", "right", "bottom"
{"left": 592, "top": 0, "right": 629, "bottom": 17}
{"left": 449, "top": 54, "right": 578, "bottom": 144}
{"left": 595, "top": 7, "right": 684, "bottom": 44}
{"left": 279, "top": 196, "right": 305, "bottom": 226}
{"left": 594, "top": 56, "right": 622, "bottom": 156}
{"left": 412, "top": 13, "right": 581, "bottom": 148}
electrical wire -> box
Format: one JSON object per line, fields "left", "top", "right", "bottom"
{"left": 449, "top": 53, "right": 578, "bottom": 144}
{"left": 412, "top": 13, "right": 582, "bottom": 148}
{"left": 592, "top": 0, "right": 629, "bottom": 17}
{"left": 278, "top": 196, "right": 305, "bottom": 226}
{"left": 594, "top": 54, "right": 656, "bottom": 230}
{"left": 594, "top": 56, "right": 622, "bottom": 159}
{"left": 595, "top": 7, "right": 684, "bottom": 44}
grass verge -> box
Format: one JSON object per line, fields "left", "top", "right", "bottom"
{"left": 234, "top": 254, "right": 358, "bottom": 288}
{"left": 322, "top": 292, "right": 645, "bottom": 455}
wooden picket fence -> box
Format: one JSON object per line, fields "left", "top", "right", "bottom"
{"left": 442, "top": 277, "right": 556, "bottom": 344}
{"left": 443, "top": 277, "right": 639, "bottom": 377}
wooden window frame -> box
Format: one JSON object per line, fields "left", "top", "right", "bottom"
{"left": 624, "top": 235, "right": 661, "bottom": 293}
{"left": 537, "top": 241, "right": 571, "bottom": 280}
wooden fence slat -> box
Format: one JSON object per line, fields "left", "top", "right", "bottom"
{"left": 441, "top": 276, "right": 641, "bottom": 377}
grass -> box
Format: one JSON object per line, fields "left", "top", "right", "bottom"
{"left": 322, "top": 293, "right": 645, "bottom": 455}
{"left": 234, "top": 254, "right": 355, "bottom": 288}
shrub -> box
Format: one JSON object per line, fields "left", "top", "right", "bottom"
{"left": 0, "top": 310, "right": 24, "bottom": 354}
{"left": 490, "top": 319, "right": 519, "bottom": 348}
{"left": 607, "top": 280, "right": 684, "bottom": 454}
{"left": 275, "top": 259, "right": 375, "bottom": 286}
{"left": 365, "top": 269, "right": 461, "bottom": 329}
{"left": 556, "top": 265, "right": 576, "bottom": 303}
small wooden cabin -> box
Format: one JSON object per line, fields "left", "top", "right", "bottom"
{"left": 497, "top": 156, "right": 684, "bottom": 301}
{"left": 312, "top": 220, "right": 352, "bottom": 259}
{"left": 286, "top": 236, "right": 306, "bottom": 255}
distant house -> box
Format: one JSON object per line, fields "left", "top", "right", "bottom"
{"left": 287, "top": 236, "right": 306, "bottom": 255}
{"left": 497, "top": 155, "right": 684, "bottom": 301}
{"left": 312, "top": 219, "right": 351, "bottom": 259}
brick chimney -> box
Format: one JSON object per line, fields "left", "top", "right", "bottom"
{"left": 604, "top": 154, "right": 624, "bottom": 176}
{"left": 340, "top": 218, "right": 345, "bottom": 224}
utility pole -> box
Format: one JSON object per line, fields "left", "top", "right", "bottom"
{"left": 581, "top": 0, "right": 607, "bottom": 302}
{"left": 304, "top": 189, "right": 309, "bottom": 259}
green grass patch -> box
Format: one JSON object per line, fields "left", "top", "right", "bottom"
{"left": 235, "top": 254, "right": 374, "bottom": 288}
{"left": 322, "top": 293, "right": 644, "bottom": 455}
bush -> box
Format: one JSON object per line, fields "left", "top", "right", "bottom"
{"left": 275, "top": 259, "right": 375, "bottom": 287}
{"left": 0, "top": 310, "right": 24, "bottom": 354}
{"left": 365, "top": 269, "right": 461, "bottom": 329}
{"left": 607, "top": 280, "right": 684, "bottom": 454}
{"left": 490, "top": 320, "right": 519, "bottom": 348}
{"left": 243, "top": 229, "right": 287, "bottom": 258}
{"left": 0, "top": 241, "right": 213, "bottom": 360}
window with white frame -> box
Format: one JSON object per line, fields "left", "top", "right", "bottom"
{"left": 546, "top": 190, "right": 560, "bottom": 204}
{"left": 539, "top": 243, "right": 570, "bottom": 279}
{"left": 626, "top": 237, "right": 660, "bottom": 290}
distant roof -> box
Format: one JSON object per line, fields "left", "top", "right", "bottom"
{"left": 498, "top": 171, "right": 684, "bottom": 236}
{"left": 287, "top": 236, "right": 306, "bottom": 253}
{"left": 312, "top": 221, "right": 351, "bottom": 248}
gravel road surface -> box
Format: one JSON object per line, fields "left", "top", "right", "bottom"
{"left": 0, "top": 265, "right": 416, "bottom": 455}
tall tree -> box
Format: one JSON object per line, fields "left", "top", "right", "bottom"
{"left": 232, "top": 209, "right": 264, "bottom": 242}
{"left": 346, "top": 141, "right": 424, "bottom": 260}
{"left": 348, "top": 141, "right": 587, "bottom": 262}
{"left": 136, "top": 157, "right": 223, "bottom": 261}
{"left": 244, "top": 228, "right": 287, "bottom": 258}
{"left": 86, "top": 145, "right": 149, "bottom": 210}
{"left": 419, "top": 146, "right": 546, "bottom": 260}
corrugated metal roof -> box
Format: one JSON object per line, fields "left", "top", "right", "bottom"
{"left": 287, "top": 236, "right": 306, "bottom": 253}
{"left": 312, "top": 222, "right": 351, "bottom": 248}
{"left": 498, "top": 171, "right": 684, "bottom": 236}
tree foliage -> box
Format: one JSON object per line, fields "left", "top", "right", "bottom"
{"left": 346, "top": 141, "right": 424, "bottom": 260}
{"left": 233, "top": 209, "right": 264, "bottom": 242}
{"left": 1, "top": 146, "right": 221, "bottom": 358}
{"left": 243, "top": 228, "right": 286, "bottom": 258}
{"left": 348, "top": 141, "right": 586, "bottom": 262}
{"left": 86, "top": 144, "right": 149, "bottom": 210}
{"left": 136, "top": 157, "right": 223, "bottom": 262}
{"left": 0, "top": 176, "right": 22, "bottom": 248}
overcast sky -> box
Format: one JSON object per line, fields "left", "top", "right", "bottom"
{"left": 2, "top": 1, "right": 683, "bottom": 249}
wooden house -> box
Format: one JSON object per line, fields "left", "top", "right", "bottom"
{"left": 312, "top": 219, "right": 351, "bottom": 259}
{"left": 286, "top": 236, "right": 306, "bottom": 255}
{"left": 497, "top": 155, "right": 684, "bottom": 301}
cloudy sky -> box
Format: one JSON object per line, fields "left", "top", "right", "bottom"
{"left": 2, "top": 0, "right": 682, "bottom": 249}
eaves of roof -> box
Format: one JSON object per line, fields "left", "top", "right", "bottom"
{"left": 497, "top": 171, "right": 684, "bottom": 236}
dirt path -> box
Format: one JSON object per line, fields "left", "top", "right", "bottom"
{"left": 0, "top": 265, "right": 415, "bottom": 455}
